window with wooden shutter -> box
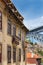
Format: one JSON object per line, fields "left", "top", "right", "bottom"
{"left": 7, "top": 46, "right": 11, "bottom": 63}
{"left": 19, "top": 49, "right": 21, "bottom": 62}
{"left": 7, "top": 20, "right": 11, "bottom": 35}
{"left": 13, "top": 25, "right": 16, "bottom": 37}
{"left": 0, "top": 11, "right": 2, "bottom": 30}
{"left": 0, "top": 44, "right": 2, "bottom": 63}
{"left": 23, "top": 50, "right": 25, "bottom": 61}
{"left": 13, "top": 47, "right": 16, "bottom": 62}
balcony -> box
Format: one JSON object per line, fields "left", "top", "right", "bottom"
{"left": 12, "top": 36, "right": 20, "bottom": 45}
{"left": 16, "top": 36, "right": 21, "bottom": 40}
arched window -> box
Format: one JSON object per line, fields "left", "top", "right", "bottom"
{"left": 0, "top": 11, "right": 2, "bottom": 30}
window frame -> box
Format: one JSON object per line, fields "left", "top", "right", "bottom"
{"left": 0, "top": 11, "right": 2, "bottom": 30}
{"left": 7, "top": 46, "right": 11, "bottom": 63}
{"left": 13, "top": 47, "right": 16, "bottom": 62}
{"left": 19, "top": 49, "right": 21, "bottom": 62}
{"left": 18, "top": 29, "right": 21, "bottom": 39}
{"left": 13, "top": 25, "right": 16, "bottom": 37}
{"left": 7, "top": 19, "right": 11, "bottom": 35}
{"left": 23, "top": 50, "right": 25, "bottom": 61}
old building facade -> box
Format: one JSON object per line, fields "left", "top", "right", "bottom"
{"left": 0, "top": 0, "right": 29, "bottom": 65}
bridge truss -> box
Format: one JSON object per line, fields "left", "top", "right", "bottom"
{"left": 26, "top": 26, "right": 43, "bottom": 43}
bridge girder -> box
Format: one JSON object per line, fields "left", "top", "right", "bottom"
{"left": 26, "top": 26, "right": 43, "bottom": 43}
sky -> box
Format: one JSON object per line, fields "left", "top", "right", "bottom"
{"left": 11, "top": 0, "right": 43, "bottom": 30}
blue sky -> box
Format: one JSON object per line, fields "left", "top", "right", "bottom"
{"left": 11, "top": 0, "right": 43, "bottom": 30}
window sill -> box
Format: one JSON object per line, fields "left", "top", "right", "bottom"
{"left": 7, "top": 63, "right": 11, "bottom": 65}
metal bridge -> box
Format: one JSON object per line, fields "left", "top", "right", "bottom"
{"left": 26, "top": 26, "right": 43, "bottom": 43}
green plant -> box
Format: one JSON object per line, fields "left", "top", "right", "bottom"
{"left": 37, "top": 50, "right": 43, "bottom": 56}
{"left": 35, "top": 42, "right": 37, "bottom": 45}
{"left": 30, "top": 42, "right": 33, "bottom": 45}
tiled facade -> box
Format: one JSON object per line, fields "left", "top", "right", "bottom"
{"left": 0, "top": 0, "right": 29, "bottom": 65}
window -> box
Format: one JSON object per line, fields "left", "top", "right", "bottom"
{"left": 18, "top": 29, "right": 21, "bottom": 39}
{"left": 0, "top": 11, "right": 2, "bottom": 30}
{"left": 7, "top": 46, "right": 11, "bottom": 63}
{"left": 13, "top": 47, "right": 16, "bottom": 62}
{"left": 13, "top": 25, "right": 16, "bottom": 37}
{"left": 22, "top": 33, "right": 25, "bottom": 43}
{"left": 22, "top": 39, "right": 25, "bottom": 61}
{"left": 19, "top": 49, "right": 21, "bottom": 62}
{"left": 23, "top": 50, "right": 25, "bottom": 61}
{"left": 7, "top": 20, "right": 11, "bottom": 35}
{"left": 0, "top": 44, "right": 2, "bottom": 63}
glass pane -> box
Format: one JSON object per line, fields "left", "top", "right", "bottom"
{"left": 0, "top": 13, "right": 1, "bottom": 17}
{"left": 7, "top": 46, "right": 11, "bottom": 63}
{"left": 7, "top": 20, "right": 11, "bottom": 35}
{"left": 13, "top": 48, "right": 16, "bottom": 62}
{"left": 19, "top": 49, "right": 21, "bottom": 61}
{"left": 13, "top": 25, "right": 16, "bottom": 37}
